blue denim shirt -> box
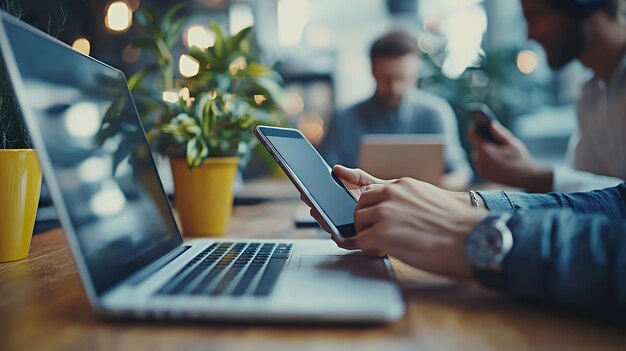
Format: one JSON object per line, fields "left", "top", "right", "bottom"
{"left": 478, "top": 184, "right": 626, "bottom": 218}
{"left": 473, "top": 183, "right": 626, "bottom": 316}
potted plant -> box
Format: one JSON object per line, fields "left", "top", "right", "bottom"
{"left": 0, "top": 3, "right": 64, "bottom": 261}
{"left": 0, "top": 65, "right": 42, "bottom": 263}
{"left": 130, "top": 6, "right": 285, "bottom": 236}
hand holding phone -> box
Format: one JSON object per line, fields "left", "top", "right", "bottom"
{"left": 255, "top": 126, "right": 357, "bottom": 239}
{"left": 467, "top": 103, "right": 503, "bottom": 145}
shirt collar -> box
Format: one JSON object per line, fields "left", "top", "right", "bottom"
{"left": 591, "top": 51, "right": 626, "bottom": 94}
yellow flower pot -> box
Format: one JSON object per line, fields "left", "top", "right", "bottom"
{"left": 0, "top": 149, "right": 42, "bottom": 262}
{"left": 170, "top": 157, "right": 239, "bottom": 237}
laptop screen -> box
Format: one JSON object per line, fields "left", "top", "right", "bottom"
{"left": 0, "top": 15, "right": 182, "bottom": 295}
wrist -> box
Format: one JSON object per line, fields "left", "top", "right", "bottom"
{"left": 454, "top": 209, "right": 489, "bottom": 280}
{"left": 469, "top": 190, "right": 489, "bottom": 210}
{"left": 521, "top": 165, "right": 554, "bottom": 193}
{"left": 451, "top": 190, "right": 488, "bottom": 210}
{"left": 465, "top": 213, "right": 516, "bottom": 289}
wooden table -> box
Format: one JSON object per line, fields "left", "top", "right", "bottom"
{"left": 2, "top": 181, "right": 626, "bottom": 351}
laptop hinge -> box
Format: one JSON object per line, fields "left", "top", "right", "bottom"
{"left": 123, "top": 245, "right": 191, "bottom": 287}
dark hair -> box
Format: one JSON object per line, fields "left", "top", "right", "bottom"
{"left": 551, "top": 0, "right": 621, "bottom": 19}
{"left": 369, "top": 31, "right": 420, "bottom": 62}
{"left": 601, "top": 0, "right": 622, "bottom": 17}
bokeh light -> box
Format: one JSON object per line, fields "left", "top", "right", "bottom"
{"left": 105, "top": 1, "right": 132, "bottom": 32}
{"left": 517, "top": 50, "right": 539, "bottom": 74}
{"left": 71, "top": 38, "right": 91, "bottom": 56}
{"left": 179, "top": 54, "right": 200, "bottom": 78}
{"left": 185, "top": 25, "right": 215, "bottom": 49}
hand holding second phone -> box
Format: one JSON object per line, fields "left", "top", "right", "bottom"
{"left": 349, "top": 177, "right": 489, "bottom": 279}
{"left": 469, "top": 121, "right": 552, "bottom": 192}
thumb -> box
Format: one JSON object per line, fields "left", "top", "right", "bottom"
{"left": 489, "top": 122, "right": 516, "bottom": 146}
{"left": 333, "top": 165, "right": 386, "bottom": 186}
{"left": 468, "top": 125, "right": 483, "bottom": 146}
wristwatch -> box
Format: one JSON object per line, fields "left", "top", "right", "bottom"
{"left": 465, "top": 212, "right": 514, "bottom": 271}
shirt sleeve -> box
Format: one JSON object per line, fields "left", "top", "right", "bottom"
{"left": 478, "top": 183, "right": 626, "bottom": 220}
{"left": 474, "top": 210, "right": 626, "bottom": 317}
{"left": 317, "top": 114, "right": 341, "bottom": 167}
{"left": 437, "top": 100, "right": 473, "bottom": 180}
{"left": 553, "top": 118, "right": 624, "bottom": 192}
{"left": 553, "top": 166, "right": 624, "bottom": 193}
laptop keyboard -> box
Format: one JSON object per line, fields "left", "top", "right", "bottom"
{"left": 156, "top": 242, "right": 292, "bottom": 297}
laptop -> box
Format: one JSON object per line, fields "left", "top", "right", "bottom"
{"left": 0, "top": 13, "right": 404, "bottom": 323}
{"left": 359, "top": 134, "right": 445, "bottom": 185}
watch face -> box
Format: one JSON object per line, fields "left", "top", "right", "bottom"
{"left": 485, "top": 230, "right": 503, "bottom": 254}
{"left": 467, "top": 226, "right": 502, "bottom": 268}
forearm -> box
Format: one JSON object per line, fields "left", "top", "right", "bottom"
{"left": 475, "top": 210, "right": 626, "bottom": 316}
{"left": 478, "top": 183, "right": 626, "bottom": 220}
{"left": 518, "top": 164, "right": 553, "bottom": 193}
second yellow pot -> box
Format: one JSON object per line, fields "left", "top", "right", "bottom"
{"left": 0, "top": 149, "right": 42, "bottom": 262}
{"left": 170, "top": 157, "right": 239, "bottom": 237}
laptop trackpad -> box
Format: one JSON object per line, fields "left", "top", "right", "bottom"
{"left": 298, "top": 254, "right": 389, "bottom": 280}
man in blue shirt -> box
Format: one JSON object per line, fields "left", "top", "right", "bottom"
{"left": 318, "top": 31, "right": 472, "bottom": 189}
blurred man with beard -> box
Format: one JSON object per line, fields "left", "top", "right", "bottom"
{"left": 471, "top": 0, "right": 626, "bottom": 193}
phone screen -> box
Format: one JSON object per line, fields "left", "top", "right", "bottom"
{"left": 258, "top": 127, "right": 357, "bottom": 237}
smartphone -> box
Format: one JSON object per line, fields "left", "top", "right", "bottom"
{"left": 467, "top": 103, "right": 502, "bottom": 145}
{"left": 254, "top": 126, "right": 357, "bottom": 239}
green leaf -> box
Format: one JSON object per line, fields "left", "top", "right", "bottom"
{"left": 132, "top": 38, "right": 159, "bottom": 54}
{"left": 164, "top": 17, "right": 188, "bottom": 47}
{"left": 210, "top": 21, "right": 226, "bottom": 61}
{"left": 185, "top": 136, "right": 209, "bottom": 167}
{"left": 135, "top": 7, "right": 159, "bottom": 35}
{"left": 127, "top": 64, "right": 160, "bottom": 91}
{"left": 251, "top": 77, "right": 284, "bottom": 102}
{"left": 186, "top": 137, "right": 199, "bottom": 167}
{"left": 188, "top": 47, "right": 210, "bottom": 66}
{"left": 161, "top": 2, "right": 188, "bottom": 34}
{"left": 230, "top": 26, "right": 253, "bottom": 51}
{"left": 237, "top": 63, "right": 271, "bottom": 77}
{"left": 202, "top": 99, "right": 212, "bottom": 136}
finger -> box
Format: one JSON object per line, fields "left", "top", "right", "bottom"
{"left": 354, "top": 185, "right": 389, "bottom": 213}
{"left": 471, "top": 149, "right": 481, "bottom": 166}
{"left": 481, "top": 142, "right": 505, "bottom": 160}
{"left": 354, "top": 205, "right": 382, "bottom": 232}
{"left": 309, "top": 208, "right": 333, "bottom": 234}
{"left": 468, "top": 125, "right": 484, "bottom": 146}
{"left": 333, "top": 165, "right": 388, "bottom": 186}
{"left": 332, "top": 237, "right": 359, "bottom": 251}
{"left": 362, "top": 183, "right": 386, "bottom": 192}
{"left": 350, "top": 225, "right": 387, "bottom": 257}
{"left": 361, "top": 249, "right": 387, "bottom": 257}
{"left": 489, "top": 122, "right": 515, "bottom": 145}
{"left": 300, "top": 194, "right": 313, "bottom": 207}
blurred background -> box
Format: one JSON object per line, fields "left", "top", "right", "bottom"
{"left": 16, "top": 0, "right": 590, "bottom": 231}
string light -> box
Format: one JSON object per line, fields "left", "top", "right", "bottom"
{"left": 105, "top": 1, "right": 132, "bottom": 32}
{"left": 517, "top": 50, "right": 539, "bottom": 74}
{"left": 162, "top": 90, "right": 179, "bottom": 103}
{"left": 71, "top": 38, "right": 91, "bottom": 56}
{"left": 254, "top": 94, "right": 267, "bottom": 104}
{"left": 185, "top": 25, "right": 215, "bottom": 49}
{"left": 179, "top": 55, "right": 200, "bottom": 77}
